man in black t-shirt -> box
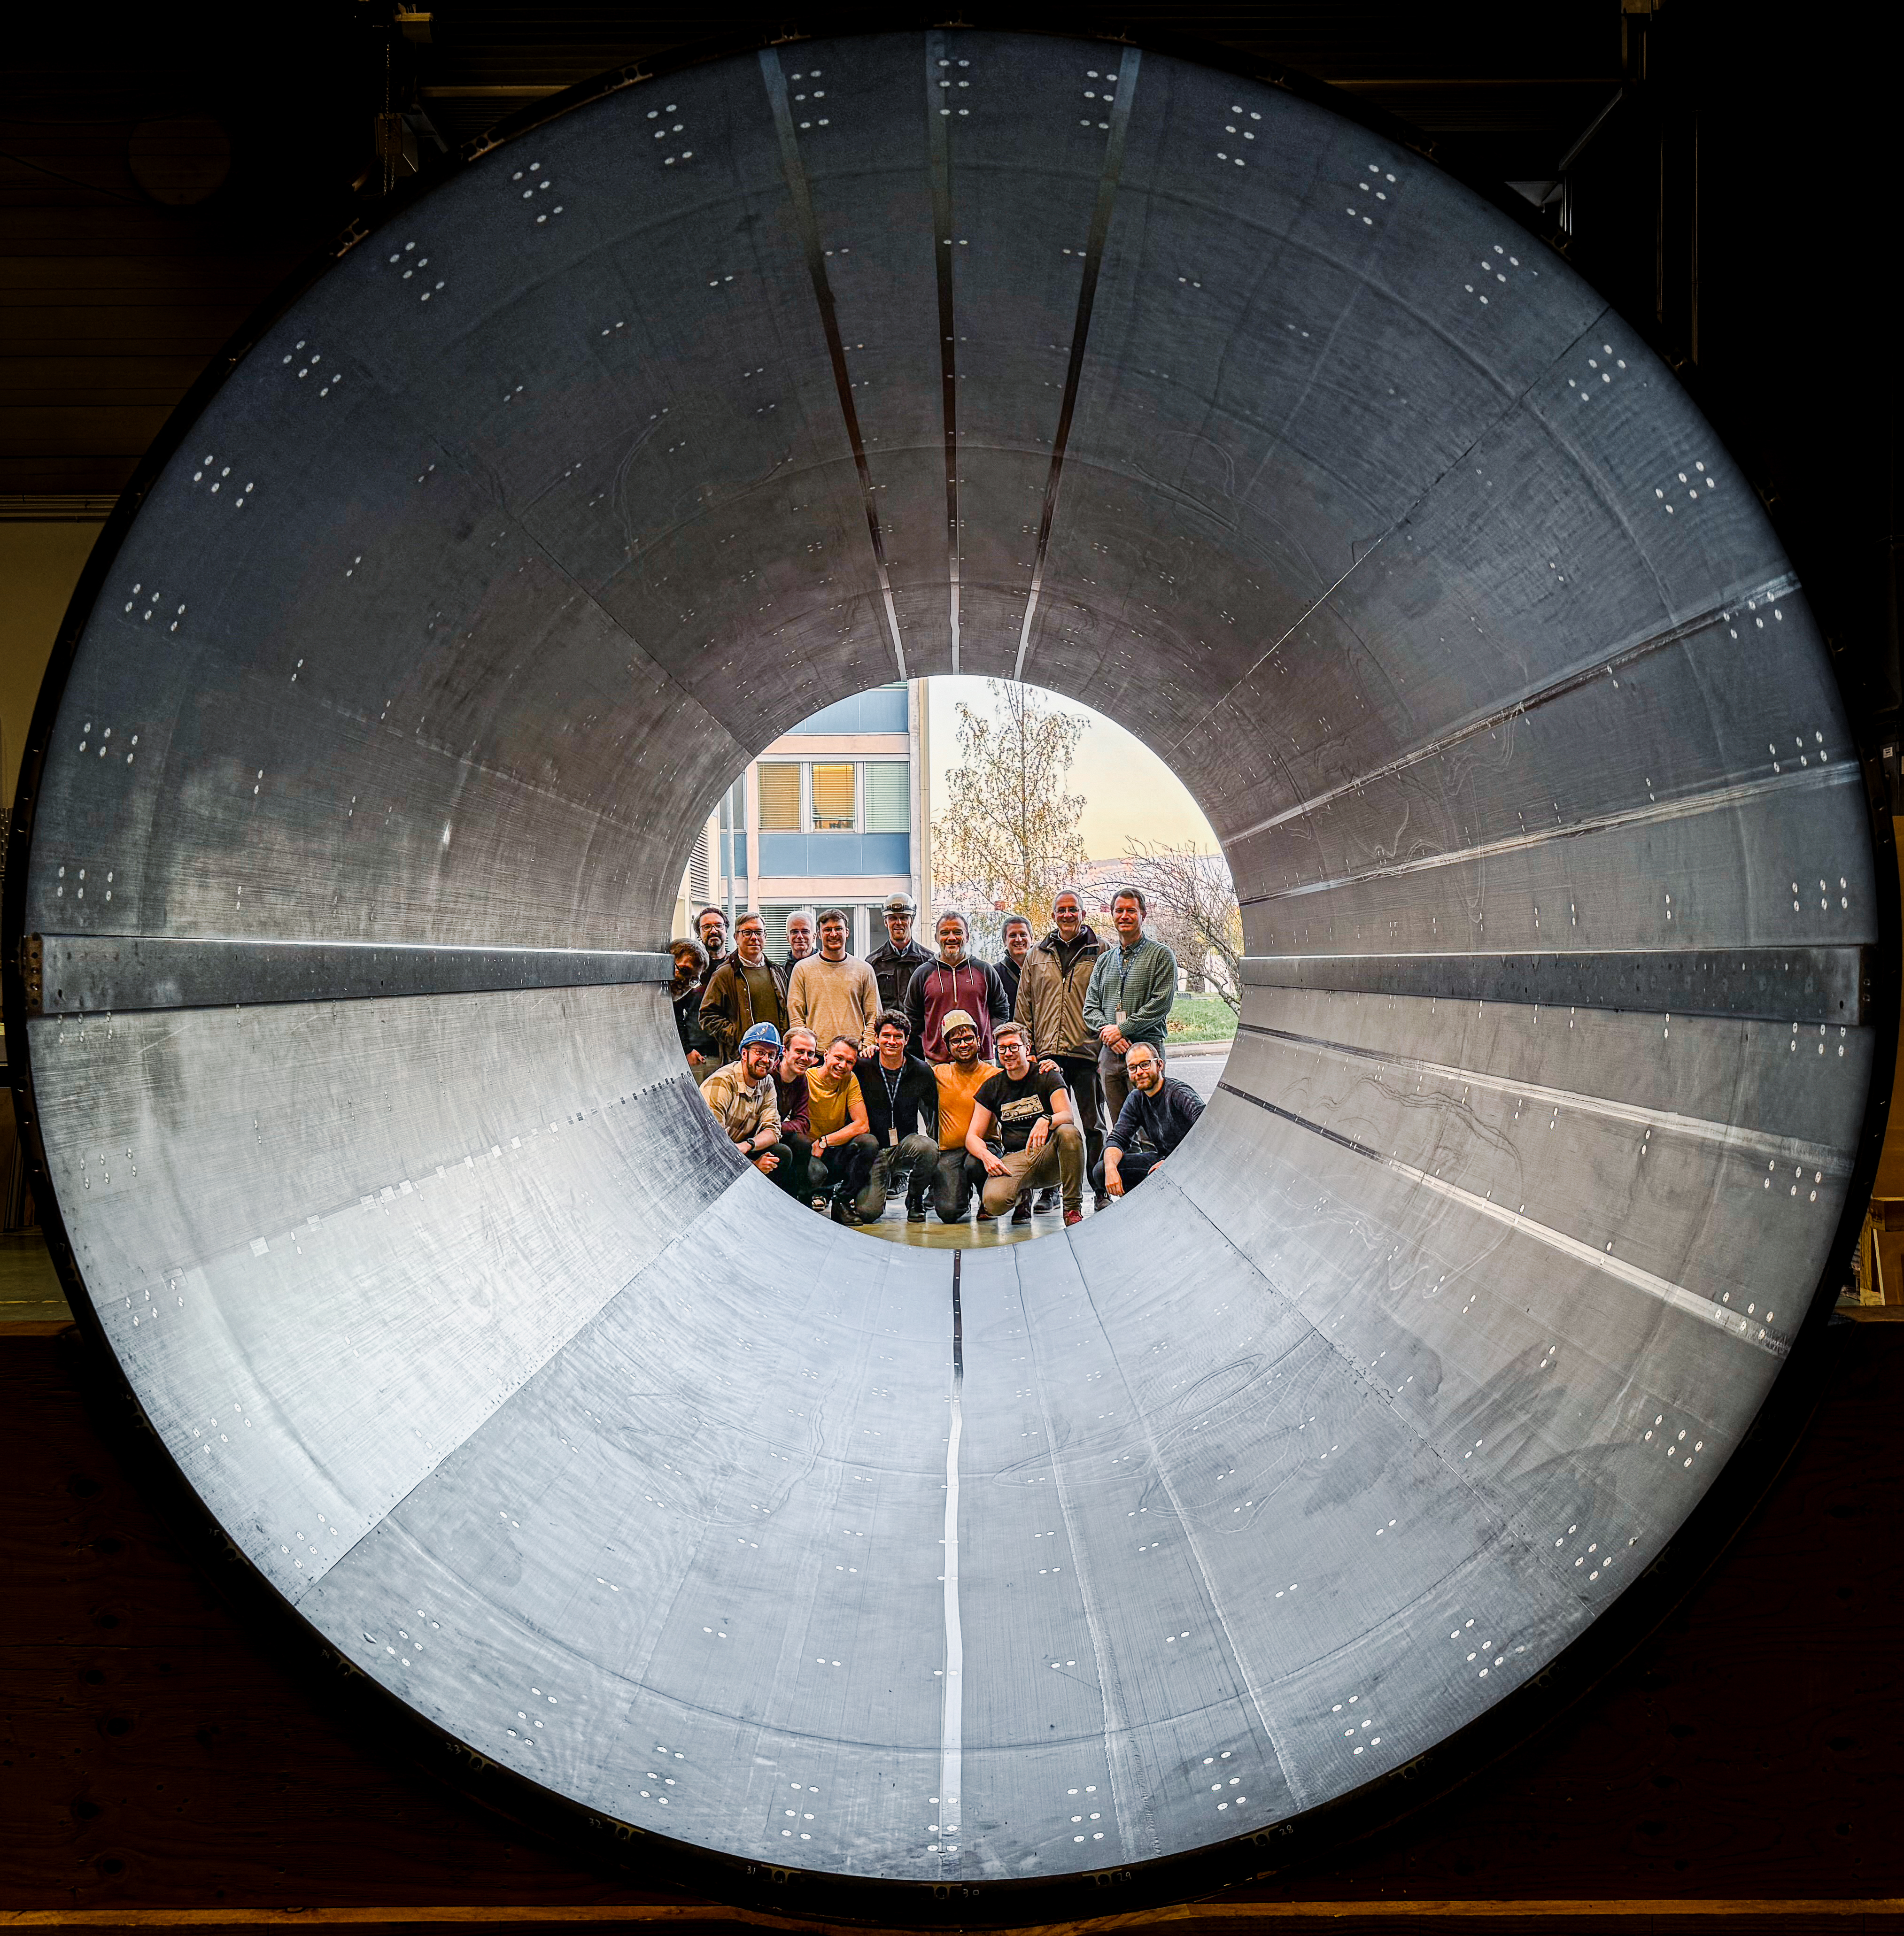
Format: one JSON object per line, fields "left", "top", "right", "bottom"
{"left": 965, "top": 1021, "right": 1084, "bottom": 1226}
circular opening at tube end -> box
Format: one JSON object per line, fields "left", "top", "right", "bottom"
{"left": 4, "top": 23, "right": 1891, "bottom": 1922}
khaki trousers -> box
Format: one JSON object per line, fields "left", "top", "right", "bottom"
{"left": 978, "top": 1125, "right": 1084, "bottom": 1216}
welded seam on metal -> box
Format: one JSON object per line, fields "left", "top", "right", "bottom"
{"left": 1238, "top": 943, "right": 1869, "bottom": 1028}
{"left": 1227, "top": 572, "right": 1802, "bottom": 848}
{"left": 23, "top": 933, "right": 671, "bottom": 1017}
{"left": 938, "top": 1250, "right": 964, "bottom": 1872}
{"left": 1216, "top": 1080, "right": 1789, "bottom": 1357}
{"left": 1242, "top": 760, "right": 1858, "bottom": 907}
{"left": 1234, "top": 1020, "right": 1850, "bottom": 1174}
{"left": 759, "top": 49, "right": 907, "bottom": 680}
{"left": 1012, "top": 47, "right": 1140, "bottom": 684}
{"left": 926, "top": 31, "right": 961, "bottom": 673}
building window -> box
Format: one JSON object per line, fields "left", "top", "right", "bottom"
{"left": 810, "top": 763, "right": 856, "bottom": 830}
{"left": 758, "top": 762, "right": 801, "bottom": 830}
{"left": 865, "top": 760, "right": 909, "bottom": 833}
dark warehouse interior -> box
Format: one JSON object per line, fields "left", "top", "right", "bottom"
{"left": 4, "top": 5, "right": 1903, "bottom": 1932}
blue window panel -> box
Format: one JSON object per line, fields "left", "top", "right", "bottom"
{"left": 756, "top": 832, "right": 911, "bottom": 877}
{"left": 782, "top": 687, "right": 909, "bottom": 736}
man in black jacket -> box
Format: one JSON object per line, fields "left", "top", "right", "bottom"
{"left": 850, "top": 1010, "right": 940, "bottom": 1223}
{"left": 865, "top": 892, "right": 934, "bottom": 1012}
{"left": 994, "top": 914, "right": 1032, "bottom": 1013}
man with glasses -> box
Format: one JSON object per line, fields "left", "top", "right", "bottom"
{"left": 866, "top": 891, "right": 934, "bottom": 1012}
{"left": 930, "top": 1010, "right": 999, "bottom": 1224}
{"left": 698, "top": 1022, "right": 784, "bottom": 1179}
{"left": 699, "top": 911, "right": 791, "bottom": 1064}
{"left": 966, "top": 1022, "right": 1084, "bottom": 1227}
{"left": 1017, "top": 888, "right": 1111, "bottom": 1209}
{"left": 784, "top": 907, "right": 817, "bottom": 964}
{"left": 1094, "top": 1041, "right": 1204, "bottom": 1201}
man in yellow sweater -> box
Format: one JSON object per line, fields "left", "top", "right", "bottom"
{"left": 788, "top": 908, "right": 881, "bottom": 1053}
{"left": 804, "top": 1034, "right": 877, "bottom": 1225}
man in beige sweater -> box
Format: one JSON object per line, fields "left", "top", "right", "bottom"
{"left": 788, "top": 907, "right": 881, "bottom": 1053}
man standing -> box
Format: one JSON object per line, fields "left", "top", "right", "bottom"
{"left": 1017, "top": 889, "right": 1110, "bottom": 1208}
{"left": 696, "top": 905, "right": 731, "bottom": 970}
{"left": 930, "top": 1010, "right": 998, "bottom": 1223}
{"left": 907, "top": 911, "right": 1011, "bottom": 1064}
{"left": 853, "top": 1010, "right": 938, "bottom": 1223}
{"left": 784, "top": 908, "right": 817, "bottom": 964}
{"left": 699, "top": 912, "right": 791, "bottom": 1064}
{"left": 766, "top": 1026, "right": 820, "bottom": 1202}
{"left": 789, "top": 907, "right": 881, "bottom": 1053}
{"left": 967, "top": 1022, "right": 1084, "bottom": 1227}
{"left": 1083, "top": 888, "right": 1177, "bottom": 1128}
{"left": 698, "top": 1023, "right": 783, "bottom": 1178}
{"left": 994, "top": 915, "right": 1032, "bottom": 1013}
{"left": 1094, "top": 1043, "right": 1204, "bottom": 1200}
{"left": 865, "top": 892, "right": 934, "bottom": 1013}
{"left": 805, "top": 1035, "right": 877, "bottom": 1224}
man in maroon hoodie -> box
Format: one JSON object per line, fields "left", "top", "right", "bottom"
{"left": 906, "top": 911, "right": 1011, "bottom": 1063}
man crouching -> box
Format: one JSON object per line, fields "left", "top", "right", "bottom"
{"left": 966, "top": 1021, "right": 1085, "bottom": 1227}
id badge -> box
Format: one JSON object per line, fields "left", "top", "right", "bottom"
{"left": 1115, "top": 1006, "right": 1127, "bottom": 1029}
{"left": 888, "top": 1126, "right": 898, "bottom": 1146}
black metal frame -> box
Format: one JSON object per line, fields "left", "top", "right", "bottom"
{"left": 5, "top": 14, "right": 1897, "bottom": 1927}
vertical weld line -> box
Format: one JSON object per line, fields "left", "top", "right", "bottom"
{"left": 760, "top": 48, "right": 908, "bottom": 679}
{"left": 940, "top": 1249, "right": 964, "bottom": 1870}
{"left": 1013, "top": 46, "right": 1141, "bottom": 684}
{"left": 926, "top": 30, "right": 961, "bottom": 673}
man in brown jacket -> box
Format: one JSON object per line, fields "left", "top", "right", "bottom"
{"left": 698, "top": 911, "right": 791, "bottom": 1064}
{"left": 1015, "top": 889, "right": 1111, "bottom": 1209}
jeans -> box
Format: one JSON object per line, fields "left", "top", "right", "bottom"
{"left": 1090, "top": 1146, "right": 1161, "bottom": 1198}
{"left": 932, "top": 1149, "right": 989, "bottom": 1223}
{"left": 1098, "top": 1040, "right": 1164, "bottom": 1134}
{"left": 854, "top": 1132, "right": 938, "bottom": 1220}
{"left": 978, "top": 1125, "right": 1085, "bottom": 1216}
{"left": 811, "top": 1133, "right": 880, "bottom": 1207}
{"left": 1054, "top": 1053, "right": 1107, "bottom": 1182}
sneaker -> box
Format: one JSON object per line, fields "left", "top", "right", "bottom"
{"left": 1034, "top": 1187, "right": 1058, "bottom": 1212}
{"left": 974, "top": 1208, "right": 997, "bottom": 1223}
{"left": 1011, "top": 1193, "right": 1033, "bottom": 1227}
{"left": 1063, "top": 1208, "right": 1084, "bottom": 1228}
{"left": 906, "top": 1203, "right": 927, "bottom": 1224}
{"left": 831, "top": 1198, "right": 856, "bottom": 1226}
{"left": 1093, "top": 1192, "right": 1110, "bottom": 1212}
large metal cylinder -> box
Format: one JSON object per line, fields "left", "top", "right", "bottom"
{"left": 5, "top": 28, "right": 1884, "bottom": 1914}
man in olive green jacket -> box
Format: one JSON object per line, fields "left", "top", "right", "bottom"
{"left": 1016, "top": 889, "right": 1110, "bottom": 1203}
{"left": 1082, "top": 887, "right": 1178, "bottom": 1127}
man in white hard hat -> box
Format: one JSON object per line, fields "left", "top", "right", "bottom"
{"left": 866, "top": 890, "right": 934, "bottom": 1011}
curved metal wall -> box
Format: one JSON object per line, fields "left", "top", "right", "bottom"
{"left": 7, "top": 27, "right": 1881, "bottom": 1907}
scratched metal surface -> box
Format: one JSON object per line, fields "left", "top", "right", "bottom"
{"left": 16, "top": 29, "right": 1876, "bottom": 1890}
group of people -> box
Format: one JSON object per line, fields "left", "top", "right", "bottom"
{"left": 672, "top": 890, "right": 1206, "bottom": 1230}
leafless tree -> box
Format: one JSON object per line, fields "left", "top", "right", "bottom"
{"left": 1122, "top": 838, "right": 1243, "bottom": 1012}
{"left": 932, "top": 681, "right": 1090, "bottom": 949}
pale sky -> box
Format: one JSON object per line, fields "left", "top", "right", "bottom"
{"left": 926, "top": 677, "right": 1216, "bottom": 861}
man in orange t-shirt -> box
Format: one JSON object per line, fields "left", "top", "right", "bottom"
{"left": 931, "top": 1010, "right": 1000, "bottom": 1223}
